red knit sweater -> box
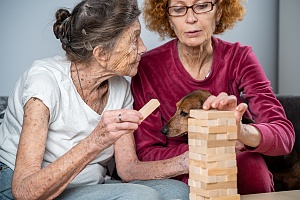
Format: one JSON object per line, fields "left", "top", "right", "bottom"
{"left": 131, "top": 37, "right": 295, "bottom": 182}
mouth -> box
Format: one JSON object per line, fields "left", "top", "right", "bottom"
{"left": 184, "top": 30, "right": 201, "bottom": 37}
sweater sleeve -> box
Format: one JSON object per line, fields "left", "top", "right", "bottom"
{"left": 232, "top": 46, "right": 295, "bottom": 156}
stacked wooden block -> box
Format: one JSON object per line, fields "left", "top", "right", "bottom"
{"left": 188, "top": 109, "right": 240, "bottom": 200}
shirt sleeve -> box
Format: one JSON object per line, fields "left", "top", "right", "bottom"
{"left": 22, "top": 61, "right": 60, "bottom": 123}
{"left": 232, "top": 46, "right": 295, "bottom": 156}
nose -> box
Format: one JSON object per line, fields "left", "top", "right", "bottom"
{"left": 138, "top": 37, "right": 147, "bottom": 55}
{"left": 186, "top": 8, "right": 198, "bottom": 23}
{"left": 161, "top": 126, "right": 169, "bottom": 135}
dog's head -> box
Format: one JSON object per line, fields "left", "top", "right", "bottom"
{"left": 161, "top": 90, "right": 211, "bottom": 137}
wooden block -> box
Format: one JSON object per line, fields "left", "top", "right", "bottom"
{"left": 189, "top": 146, "right": 234, "bottom": 155}
{"left": 216, "top": 133, "right": 227, "bottom": 140}
{"left": 189, "top": 138, "right": 196, "bottom": 146}
{"left": 189, "top": 192, "right": 198, "bottom": 200}
{"left": 204, "top": 139, "right": 236, "bottom": 148}
{"left": 189, "top": 118, "right": 220, "bottom": 126}
{"left": 227, "top": 132, "right": 237, "bottom": 140}
{"left": 189, "top": 193, "right": 240, "bottom": 200}
{"left": 189, "top": 125, "right": 237, "bottom": 134}
{"left": 226, "top": 118, "right": 236, "bottom": 125}
{"left": 189, "top": 158, "right": 232, "bottom": 169}
{"left": 227, "top": 188, "right": 238, "bottom": 195}
{"left": 190, "top": 172, "right": 218, "bottom": 183}
{"left": 206, "top": 194, "right": 240, "bottom": 200}
{"left": 189, "top": 145, "right": 217, "bottom": 155}
{"left": 200, "top": 181, "right": 237, "bottom": 190}
{"left": 207, "top": 167, "right": 237, "bottom": 176}
{"left": 190, "top": 109, "right": 235, "bottom": 119}
{"left": 188, "top": 132, "right": 217, "bottom": 140}
{"left": 225, "top": 160, "right": 237, "bottom": 168}
{"left": 190, "top": 186, "right": 220, "bottom": 197}
{"left": 138, "top": 99, "right": 160, "bottom": 121}
{"left": 194, "top": 153, "right": 236, "bottom": 162}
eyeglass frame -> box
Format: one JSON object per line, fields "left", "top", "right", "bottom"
{"left": 167, "top": 0, "right": 220, "bottom": 17}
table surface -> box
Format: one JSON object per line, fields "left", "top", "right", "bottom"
{"left": 241, "top": 190, "right": 300, "bottom": 200}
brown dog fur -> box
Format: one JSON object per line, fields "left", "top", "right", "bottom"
{"left": 161, "top": 90, "right": 211, "bottom": 137}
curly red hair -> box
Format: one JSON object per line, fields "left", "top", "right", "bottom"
{"left": 143, "top": 0, "right": 247, "bottom": 39}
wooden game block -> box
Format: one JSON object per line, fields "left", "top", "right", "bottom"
{"left": 189, "top": 192, "right": 198, "bottom": 200}
{"left": 188, "top": 132, "right": 217, "bottom": 140}
{"left": 217, "top": 175, "right": 227, "bottom": 182}
{"left": 190, "top": 165, "right": 237, "bottom": 177}
{"left": 227, "top": 132, "right": 237, "bottom": 140}
{"left": 189, "top": 158, "right": 235, "bottom": 169}
{"left": 207, "top": 167, "right": 237, "bottom": 176}
{"left": 216, "top": 133, "right": 227, "bottom": 140}
{"left": 226, "top": 173, "right": 238, "bottom": 181}
{"left": 200, "top": 181, "right": 237, "bottom": 190}
{"left": 189, "top": 145, "right": 217, "bottom": 155}
{"left": 225, "top": 146, "right": 235, "bottom": 154}
{"left": 192, "top": 125, "right": 237, "bottom": 134}
{"left": 190, "top": 186, "right": 220, "bottom": 197}
{"left": 227, "top": 188, "right": 238, "bottom": 195}
{"left": 195, "top": 139, "right": 236, "bottom": 148}
{"left": 225, "top": 118, "right": 236, "bottom": 125}
{"left": 196, "top": 153, "right": 236, "bottom": 162}
{"left": 190, "top": 109, "right": 235, "bottom": 119}
{"left": 225, "top": 160, "right": 237, "bottom": 168}
{"left": 138, "top": 99, "right": 160, "bottom": 121}
{"left": 205, "top": 194, "right": 240, "bottom": 200}
{"left": 189, "top": 138, "right": 196, "bottom": 146}
{"left": 190, "top": 172, "right": 218, "bottom": 183}
{"left": 188, "top": 118, "right": 236, "bottom": 127}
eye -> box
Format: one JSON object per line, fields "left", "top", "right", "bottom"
{"left": 180, "top": 110, "right": 189, "bottom": 117}
{"left": 194, "top": 3, "right": 209, "bottom": 11}
{"left": 171, "top": 6, "right": 186, "bottom": 14}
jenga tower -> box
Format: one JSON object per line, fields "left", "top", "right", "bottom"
{"left": 188, "top": 109, "right": 240, "bottom": 200}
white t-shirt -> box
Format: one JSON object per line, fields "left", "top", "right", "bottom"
{"left": 0, "top": 56, "right": 133, "bottom": 187}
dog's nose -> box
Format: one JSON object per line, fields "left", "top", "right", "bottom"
{"left": 161, "top": 126, "right": 169, "bottom": 135}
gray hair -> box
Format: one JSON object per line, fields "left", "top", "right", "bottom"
{"left": 53, "top": 0, "right": 141, "bottom": 62}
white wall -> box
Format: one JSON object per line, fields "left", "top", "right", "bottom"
{"left": 278, "top": 0, "right": 300, "bottom": 95}
{"left": 0, "top": 0, "right": 282, "bottom": 96}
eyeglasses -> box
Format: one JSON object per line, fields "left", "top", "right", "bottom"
{"left": 167, "top": 0, "right": 219, "bottom": 17}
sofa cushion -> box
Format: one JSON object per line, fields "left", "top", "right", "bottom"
{"left": 0, "top": 96, "right": 8, "bottom": 125}
{"left": 276, "top": 95, "right": 300, "bottom": 154}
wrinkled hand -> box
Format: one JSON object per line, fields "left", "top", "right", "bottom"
{"left": 92, "top": 109, "right": 143, "bottom": 148}
{"left": 202, "top": 92, "right": 248, "bottom": 148}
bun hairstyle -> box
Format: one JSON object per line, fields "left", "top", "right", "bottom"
{"left": 53, "top": 0, "right": 141, "bottom": 63}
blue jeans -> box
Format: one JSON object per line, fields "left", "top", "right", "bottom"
{"left": 57, "top": 179, "right": 189, "bottom": 200}
{"left": 0, "top": 162, "right": 14, "bottom": 200}
{"left": 0, "top": 161, "right": 189, "bottom": 200}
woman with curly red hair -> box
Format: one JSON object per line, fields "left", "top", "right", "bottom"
{"left": 131, "top": 0, "right": 295, "bottom": 195}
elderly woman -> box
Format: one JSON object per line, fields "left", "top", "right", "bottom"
{"left": 0, "top": 0, "right": 190, "bottom": 199}
{"left": 131, "top": 0, "right": 295, "bottom": 195}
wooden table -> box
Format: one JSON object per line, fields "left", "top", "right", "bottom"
{"left": 241, "top": 190, "right": 300, "bottom": 200}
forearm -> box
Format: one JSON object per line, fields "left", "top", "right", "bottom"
{"left": 13, "top": 134, "right": 106, "bottom": 200}
{"left": 239, "top": 124, "right": 261, "bottom": 148}
{"left": 118, "top": 152, "right": 188, "bottom": 182}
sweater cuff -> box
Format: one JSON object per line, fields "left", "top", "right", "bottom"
{"left": 244, "top": 124, "right": 273, "bottom": 154}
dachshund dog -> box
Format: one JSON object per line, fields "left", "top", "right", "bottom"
{"left": 161, "top": 89, "right": 211, "bottom": 137}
